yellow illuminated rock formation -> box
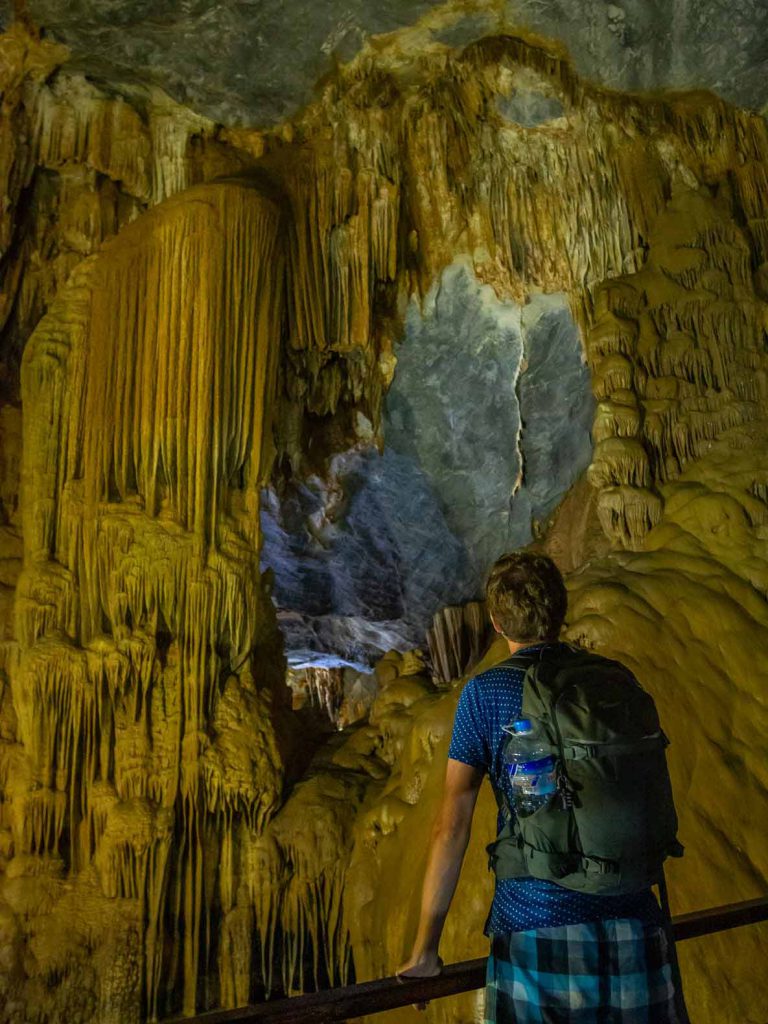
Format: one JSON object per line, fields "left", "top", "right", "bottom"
{"left": 6, "top": 176, "right": 289, "bottom": 1019}
{"left": 0, "top": 14, "right": 766, "bottom": 1024}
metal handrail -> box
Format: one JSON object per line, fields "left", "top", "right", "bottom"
{"left": 173, "top": 895, "right": 768, "bottom": 1024}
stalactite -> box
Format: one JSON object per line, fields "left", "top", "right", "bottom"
{"left": 592, "top": 399, "right": 642, "bottom": 443}
{"left": 33, "top": 79, "right": 153, "bottom": 202}
{"left": 427, "top": 601, "right": 491, "bottom": 685}
{"left": 11, "top": 178, "right": 288, "bottom": 1018}
{"left": 588, "top": 438, "right": 652, "bottom": 489}
{"left": 77, "top": 187, "right": 282, "bottom": 548}
{"left": 584, "top": 188, "right": 768, "bottom": 547}
{"left": 1, "top": 24, "right": 258, "bottom": 414}
{"left": 596, "top": 487, "right": 664, "bottom": 549}
{"left": 291, "top": 667, "right": 346, "bottom": 722}
{"left": 246, "top": 770, "right": 365, "bottom": 997}
{"left": 28, "top": 54, "right": 242, "bottom": 208}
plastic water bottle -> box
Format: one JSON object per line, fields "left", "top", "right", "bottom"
{"left": 503, "top": 718, "right": 557, "bottom": 817}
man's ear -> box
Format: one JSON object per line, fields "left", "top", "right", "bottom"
{"left": 490, "top": 615, "right": 503, "bottom": 635}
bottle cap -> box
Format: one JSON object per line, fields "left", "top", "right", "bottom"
{"left": 512, "top": 718, "right": 533, "bottom": 734}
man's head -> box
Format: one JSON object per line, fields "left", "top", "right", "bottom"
{"left": 486, "top": 551, "right": 567, "bottom": 643}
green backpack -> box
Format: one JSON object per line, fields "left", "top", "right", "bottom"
{"left": 487, "top": 643, "right": 683, "bottom": 895}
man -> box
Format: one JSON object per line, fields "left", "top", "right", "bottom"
{"left": 397, "top": 551, "right": 682, "bottom": 1022}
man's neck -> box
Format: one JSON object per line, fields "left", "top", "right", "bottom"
{"left": 505, "top": 637, "right": 551, "bottom": 655}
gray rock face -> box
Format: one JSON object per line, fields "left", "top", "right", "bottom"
{"left": 385, "top": 261, "right": 526, "bottom": 580}
{"left": 507, "top": 0, "right": 768, "bottom": 113}
{"left": 515, "top": 294, "right": 595, "bottom": 530}
{"left": 497, "top": 90, "right": 565, "bottom": 127}
{"left": 261, "top": 447, "right": 474, "bottom": 670}
{"left": 12, "top": 0, "right": 768, "bottom": 126}
{"left": 261, "top": 262, "right": 594, "bottom": 669}
{"left": 21, "top": 0, "right": 444, "bottom": 125}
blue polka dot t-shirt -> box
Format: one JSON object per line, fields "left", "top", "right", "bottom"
{"left": 448, "top": 644, "right": 662, "bottom": 936}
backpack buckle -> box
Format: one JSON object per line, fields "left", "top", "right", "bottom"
{"left": 582, "top": 856, "right": 620, "bottom": 876}
{"left": 556, "top": 771, "right": 575, "bottom": 810}
{"left": 565, "top": 742, "right": 598, "bottom": 760}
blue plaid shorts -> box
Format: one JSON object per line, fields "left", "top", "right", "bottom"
{"left": 485, "top": 918, "right": 681, "bottom": 1023}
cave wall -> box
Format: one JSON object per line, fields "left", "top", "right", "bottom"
{"left": 0, "top": 13, "right": 767, "bottom": 1024}
{"left": 262, "top": 264, "right": 594, "bottom": 668}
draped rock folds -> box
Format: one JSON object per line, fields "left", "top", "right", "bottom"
{"left": 586, "top": 190, "right": 768, "bottom": 548}
{"left": 14, "top": 180, "right": 287, "bottom": 1019}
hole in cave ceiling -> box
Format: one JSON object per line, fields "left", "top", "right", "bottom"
{"left": 260, "top": 259, "right": 595, "bottom": 673}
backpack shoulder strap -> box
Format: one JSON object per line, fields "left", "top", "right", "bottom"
{"left": 493, "top": 652, "right": 537, "bottom": 672}
{"left": 494, "top": 641, "right": 565, "bottom": 674}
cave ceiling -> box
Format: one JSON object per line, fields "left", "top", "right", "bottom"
{"left": 3, "top": 0, "right": 768, "bottom": 125}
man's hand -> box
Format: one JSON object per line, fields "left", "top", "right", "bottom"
{"left": 396, "top": 951, "right": 444, "bottom": 1011}
{"left": 396, "top": 951, "right": 443, "bottom": 978}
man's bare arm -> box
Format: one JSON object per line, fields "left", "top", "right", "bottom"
{"left": 396, "top": 758, "right": 485, "bottom": 977}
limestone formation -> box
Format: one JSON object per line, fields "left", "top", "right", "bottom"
{"left": 5, "top": 172, "right": 290, "bottom": 1018}
{"left": 0, "top": 11, "right": 766, "bottom": 1024}
{"left": 427, "top": 601, "right": 490, "bottom": 685}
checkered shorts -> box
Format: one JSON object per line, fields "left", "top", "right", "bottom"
{"left": 485, "top": 918, "right": 682, "bottom": 1023}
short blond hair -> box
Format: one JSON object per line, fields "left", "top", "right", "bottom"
{"left": 486, "top": 552, "right": 567, "bottom": 642}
